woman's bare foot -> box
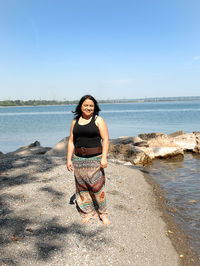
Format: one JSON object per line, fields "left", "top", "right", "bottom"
{"left": 81, "top": 216, "right": 92, "bottom": 224}
{"left": 101, "top": 216, "right": 111, "bottom": 226}
{"left": 92, "top": 213, "right": 99, "bottom": 219}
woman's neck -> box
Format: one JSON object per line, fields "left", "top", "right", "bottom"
{"left": 81, "top": 114, "right": 93, "bottom": 120}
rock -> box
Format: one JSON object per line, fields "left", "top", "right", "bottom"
{"left": 132, "top": 136, "right": 143, "bottom": 144}
{"left": 20, "top": 141, "right": 41, "bottom": 149}
{"left": 109, "top": 144, "right": 127, "bottom": 161}
{"left": 108, "top": 158, "right": 126, "bottom": 165}
{"left": 153, "top": 147, "right": 184, "bottom": 159}
{"left": 193, "top": 131, "right": 200, "bottom": 153}
{"left": 15, "top": 146, "right": 50, "bottom": 156}
{"left": 132, "top": 136, "right": 149, "bottom": 147}
{"left": 193, "top": 131, "right": 200, "bottom": 143}
{"left": 125, "top": 145, "right": 152, "bottom": 166}
{"left": 170, "top": 133, "right": 196, "bottom": 151}
{"left": 110, "top": 136, "right": 148, "bottom": 147}
{"left": 168, "top": 131, "right": 185, "bottom": 138}
{"left": 28, "top": 141, "right": 40, "bottom": 147}
{"left": 46, "top": 137, "right": 69, "bottom": 157}
{"left": 109, "top": 132, "right": 185, "bottom": 166}
{"left": 134, "top": 141, "right": 149, "bottom": 147}
{"left": 138, "top": 132, "right": 167, "bottom": 141}
{"left": 193, "top": 146, "right": 200, "bottom": 153}
{"left": 123, "top": 162, "right": 132, "bottom": 166}
{"left": 138, "top": 134, "right": 183, "bottom": 159}
{"left": 0, "top": 151, "right": 3, "bottom": 156}
{"left": 109, "top": 143, "right": 152, "bottom": 166}
{"left": 109, "top": 137, "right": 134, "bottom": 145}
{"left": 146, "top": 134, "right": 178, "bottom": 147}
{"left": 0, "top": 142, "right": 51, "bottom": 158}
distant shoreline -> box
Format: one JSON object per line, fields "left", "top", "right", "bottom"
{"left": 1, "top": 96, "right": 200, "bottom": 107}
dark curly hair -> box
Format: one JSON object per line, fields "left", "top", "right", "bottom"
{"left": 73, "top": 95, "right": 101, "bottom": 119}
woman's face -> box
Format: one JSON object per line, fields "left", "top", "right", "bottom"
{"left": 81, "top": 98, "right": 95, "bottom": 118}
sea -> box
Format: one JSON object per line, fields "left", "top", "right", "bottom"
{"left": 1, "top": 101, "right": 200, "bottom": 258}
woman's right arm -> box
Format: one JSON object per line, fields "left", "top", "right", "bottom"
{"left": 67, "top": 119, "right": 76, "bottom": 171}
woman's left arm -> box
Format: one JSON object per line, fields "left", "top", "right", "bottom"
{"left": 96, "top": 116, "right": 109, "bottom": 168}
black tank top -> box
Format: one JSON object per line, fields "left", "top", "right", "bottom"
{"left": 73, "top": 115, "right": 102, "bottom": 149}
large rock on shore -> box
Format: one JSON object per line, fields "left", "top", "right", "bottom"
{"left": 109, "top": 142, "right": 152, "bottom": 165}
{"left": 45, "top": 137, "right": 68, "bottom": 157}
{"left": 1, "top": 141, "right": 51, "bottom": 158}
{"left": 192, "top": 131, "right": 200, "bottom": 152}
{"left": 109, "top": 131, "right": 200, "bottom": 166}
{"left": 2, "top": 131, "right": 200, "bottom": 167}
{"left": 169, "top": 132, "right": 196, "bottom": 151}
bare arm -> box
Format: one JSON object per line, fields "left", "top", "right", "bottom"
{"left": 67, "top": 119, "right": 76, "bottom": 171}
{"left": 96, "top": 116, "right": 109, "bottom": 168}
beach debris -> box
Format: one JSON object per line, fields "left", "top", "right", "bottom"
{"left": 188, "top": 199, "right": 197, "bottom": 203}
{"left": 186, "top": 234, "right": 192, "bottom": 240}
{"left": 166, "top": 230, "right": 174, "bottom": 236}
{"left": 167, "top": 206, "right": 177, "bottom": 213}
{"left": 26, "top": 228, "right": 34, "bottom": 233}
{"left": 12, "top": 235, "right": 19, "bottom": 242}
{"left": 179, "top": 254, "right": 184, "bottom": 258}
{"left": 166, "top": 229, "right": 174, "bottom": 236}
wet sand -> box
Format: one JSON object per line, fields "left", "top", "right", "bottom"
{"left": 0, "top": 147, "right": 198, "bottom": 265}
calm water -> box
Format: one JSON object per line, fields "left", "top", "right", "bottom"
{"left": 1, "top": 101, "right": 200, "bottom": 153}
{"left": 144, "top": 154, "right": 200, "bottom": 260}
{"left": 1, "top": 101, "right": 200, "bottom": 257}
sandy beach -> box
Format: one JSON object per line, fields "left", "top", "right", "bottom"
{"left": 0, "top": 145, "right": 198, "bottom": 265}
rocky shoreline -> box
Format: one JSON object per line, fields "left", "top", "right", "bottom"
{"left": 0, "top": 134, "right": 199, "bottom": 265}
{"left": 109, "top": 131, "right": 200, "bottom": 166}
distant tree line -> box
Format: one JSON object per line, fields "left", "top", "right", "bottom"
{"left": 0, "top": 100, "right": 79, "bottom": 106}
{"left": 0, "top": 96, "right": 200, "bottom": 106}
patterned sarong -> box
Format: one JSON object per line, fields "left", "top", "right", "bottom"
{"left": 72, "top": 154, "right": 108, "bottom": 218}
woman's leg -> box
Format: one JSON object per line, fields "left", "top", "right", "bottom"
{"left": 74, "top": 176, "right": 97, "bottom": 223}
{"left": 73, "top": 155, "right": 110, "bottom": 225}
{"left": 89, "top": 168, "right": 110, "bottom": 225}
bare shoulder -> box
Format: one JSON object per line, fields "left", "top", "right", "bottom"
{"left": 95, "top": 116, "right": 106, "bottom": 126}
{"left": 70, "top": 119, "right": 76, "bottom": 129}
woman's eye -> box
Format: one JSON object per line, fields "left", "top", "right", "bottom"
{"left": 83, "top": 104, "right": 94, "bottom": 108}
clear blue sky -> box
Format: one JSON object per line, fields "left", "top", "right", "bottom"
{"left": 0, "top": 0, "right": 199, "bottom": 100}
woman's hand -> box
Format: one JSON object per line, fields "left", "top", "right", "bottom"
{"left": 67, "top": 160, "right": 74, "bottom": 171}
{"left": 100, "top": 158, "right": 107, "bottom": 168}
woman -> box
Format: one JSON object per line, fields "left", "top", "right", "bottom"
{"left": 67, "top": 95, "right": 110, "bottom": 226}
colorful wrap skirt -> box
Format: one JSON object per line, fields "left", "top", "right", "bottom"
{"left": 72, "top": 154, "right": 108, "bottom": 219}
